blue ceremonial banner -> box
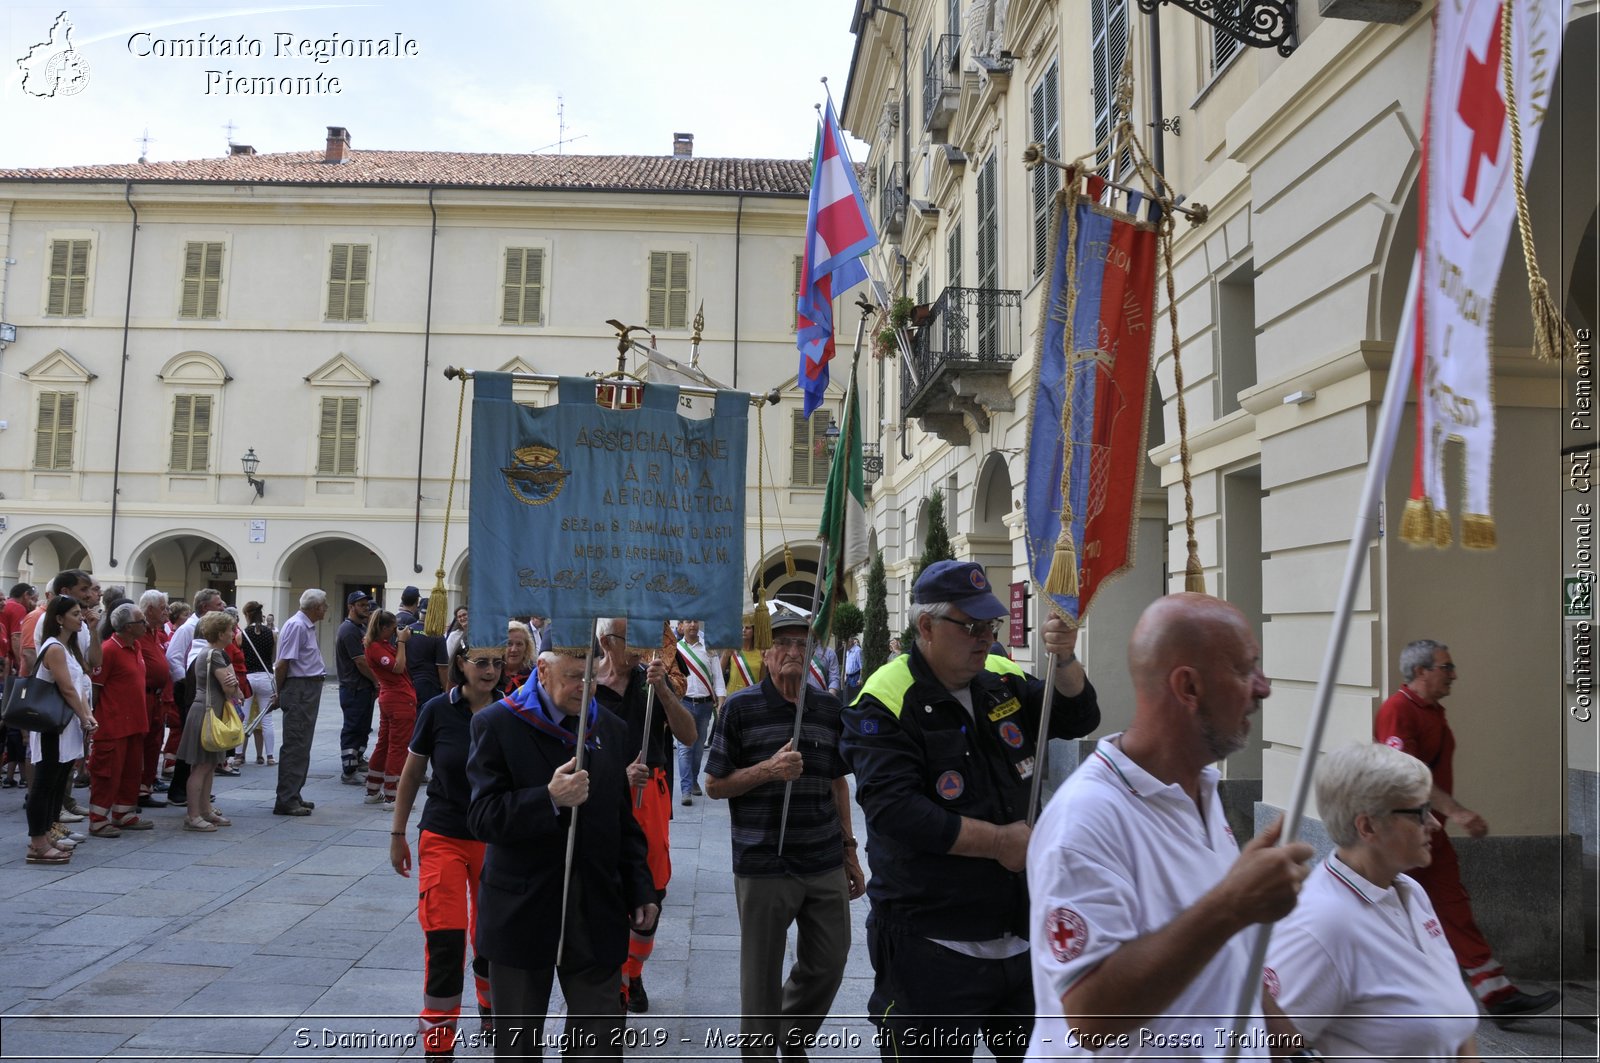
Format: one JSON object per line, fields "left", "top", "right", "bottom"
{"left": 468, "top": 373, "right": 749, "bottom": 650}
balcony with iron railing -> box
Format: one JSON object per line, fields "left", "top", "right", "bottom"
{"left": 899, "top": 285, "right": 1024, "bottom": 445}
{"left": 922, "top": 33, "right": 960, "bottom": 141}
{"left": 878, "top": 162, "right": 906, "bottom": 239}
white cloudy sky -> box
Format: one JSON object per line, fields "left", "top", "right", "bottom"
{"left": 1, "top": 0, "right": 865, "bottom": 167}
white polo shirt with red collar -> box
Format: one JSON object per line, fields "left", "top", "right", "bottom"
{"left": 1265, "top": 853, "right": 1478, "bottom": 1061}
{"left": 1025, "top": 734, "right": 1269, "bottom": 1060}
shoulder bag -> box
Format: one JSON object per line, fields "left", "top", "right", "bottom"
{"left": 1, "top": 642, "right": 75, "bottom": 734}
{"left": 200, "top": 651, "right": 245, "bottom": 753}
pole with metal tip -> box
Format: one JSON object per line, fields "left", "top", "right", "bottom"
{"left": 633, "top": 626, "right": 665, "bottom": 810}
{"left": 1026, "top": 652, "right": 1061, "bottom": 828}
{"left": 555, "top": 620, "right": 601, "bottom": 968}
{"left": 776, "top": 540, "right": 829, "bottom": 857}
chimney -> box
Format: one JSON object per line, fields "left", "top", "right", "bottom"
{"left": 672, "top": 132, "right": 693, "bottom": 158}
{"left": 324, "top": 126, "right": 351, "bottom": 164}
{"left": 229, "top": 143, "right": 256, "bottom": 156}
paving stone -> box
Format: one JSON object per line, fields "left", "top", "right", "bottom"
{"left": 254, "top": 925, "right": 388, "bottom": 960}
{"left": 5, "top": 889, "right": 121, "bottom": 916}
{"left": 0, "top": 1029, "right": 131, "bottom": 1059}
{"left": 299, "top": 901, "right": 410, "bottom": 933}
{"left": 236, "top": 871, "right": 361, "bottom": 906}
{"left": 286, "top": 844, "right": 390, "bottom": 877}
{"left": 211, "top": 951, "right": 355, "bottom": 987}
{"left": 0, "top": 943, "right": 118, "bottom": 987}
{"left": 93, "top": 886, "right": 218, "bottom": 918}
{"left": 172, "top": 900, "right": 321, "bottom": 944}
{"left": 121, "top": 1014, "right": 293, "bottom": 1055}
{"left": 184, "top": 976, "right": 329, "bottom": 1014}
{"left": 126, "top": 936, "right": 250, "bottom": 968}
{"left": 30, "top": 913, "right": 173, "bottom": 948}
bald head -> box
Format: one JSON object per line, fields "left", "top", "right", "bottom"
{"left": 1128, "top": 593, "right": 1253, "bottom": 701}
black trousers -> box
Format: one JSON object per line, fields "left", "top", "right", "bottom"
{"left": 26, "top": 731, "right": 70, "bottom": 837}
{"left": 488, "top": 960, "right": 624, "bottom": 1062}
{"left": 865, "top": 921, "right": 1033, "bottom": 1063}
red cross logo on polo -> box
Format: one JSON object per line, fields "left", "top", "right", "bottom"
{"left": 1424, "top": 917, "right": 1444, "bottom": 939}
{"left": 1045, "top": 907, "right": 1086, "bottom": 962}
{"left": 1443, "top": 1, "right": 1511, "bottom": 237}
{"left": 1384, "top": 735, "right": 1404, "bottom": 750}
{"left": 1262, "top": 966, "right": 1281, "bottom": 1000}
{"left": 936, "top": 770, "right": 964, "bottom": 800}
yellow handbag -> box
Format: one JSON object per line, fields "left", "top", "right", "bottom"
{"left": 200, "top": 654, "right": 245, "bottom": 753}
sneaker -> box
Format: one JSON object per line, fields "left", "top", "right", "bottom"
{"left": 1487, "top": 988, "right": 1560, "bottom": 1028}
{"left": 340, "top": 772, "right": 364, "bottom": 786}
{"left": 66, "top": 799, "right": 89, "bottom": 817}
{"left": 115, "top": 816, "right": 155, "bottom": 831}
{"left": 363, "top": 792, "right": 386, "bottom": 805}
{"left": 680, "top": 793, "right": 693, "bottom": 806}
{"left": 272, "top": 802, "right": 312, "bottom": 816}
{"left": 381, "top": 800, "right": 396, "bottom": 813}
{"left": 152, "top": 779, "right": 170, "bottom": 793}
{"left": 58, "top": 808, "right": 86, "bottom": 823}
{"left": 690, "top": 784, "right": 703, "bottom": 797}
{"left": 625, "top": 975, "right": 649, "bottom": 1014}
{"left": 138, "top": 793, "right": 168, "bottom": 808}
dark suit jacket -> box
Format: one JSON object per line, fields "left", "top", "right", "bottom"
{"left": 467, "top": 700, "right": 652, "bottom": 971}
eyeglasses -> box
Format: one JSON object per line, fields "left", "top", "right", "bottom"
{"left": 465, "top": 657, "right": 504, "bottom": 670}
{"left": 1389, "top": 803, "right": 1434, "bottom": 825}
{"left": 1422, "top": 663, "right": 1457, "bottom": 673}
{"left": 771, "top": 636, "right": 809, "bottom": 652}
{"left": 934, "top": 615, "right": 1000, "bottom": 640}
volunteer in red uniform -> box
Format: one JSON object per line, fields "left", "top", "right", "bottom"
{"left": 391, "top": 640, "right": 502, "bottom": 1057}
{"left": 1374, "top": 639, "right": 1559, "bottom": 1025}
{"left": 86, "top": 603, "right": 152, "bottom": 834}
{"left": 594, "top": 616, "right": 696, "bottom": 1013}
{"left": 364, "top": 610, "right": 419, "bottom": 810}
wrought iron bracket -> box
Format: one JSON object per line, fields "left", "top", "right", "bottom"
{"left": 1135, "top": 0, "right": 1298, "bottom": 58}
{"left": 1150, "top": 116, "right": 1182, "bottom": 136}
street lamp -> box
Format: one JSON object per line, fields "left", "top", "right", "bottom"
{"left": 241, "top": 447, "right": 265, "bottom": 498}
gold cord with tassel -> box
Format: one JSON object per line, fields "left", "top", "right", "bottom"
{"left": 424, "top": 373, "right": 469, "bottom": 637}
{"left": 1502, "top": 0, "right": 1576, "bottom": 364}
{"left": 1044, "top": 178, "right": 1083, "bottom": 600}
{"left": 752, "top": 411, "right": 773, "bottom": 651}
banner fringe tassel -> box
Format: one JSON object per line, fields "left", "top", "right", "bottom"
{"left": 1433, "top": 511, "right": 1454, "bottom": 548}
{"left": 1399, "top": 498, "right": 1433, "bottom": 547}
{"left": 783, "top": 544, "right": 797, "bottom": 578}
{"left": 1184, "top": 554, "right": 1206, "bottom": 594}
{"left": 1461, "top": 514, "right": 1497, "bottom": 550}
{"left": 1044, "top": 542, "right": 1080, "bottom": 598}
{"left": 752, "top": 586, "right": 774, "bottom": 651}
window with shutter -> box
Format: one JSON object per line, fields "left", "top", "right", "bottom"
{"left": 1090, "top": 0, "right": 1129, "bottom": 181}
{"left": 646, "top": 251, "right": 690, "bottom": 329}
{"left": 316, "top": 396, "right": 361, "bottom": 476}
{"left": 1030, "top": 63, "right": 1062, "bottom": 279}
{"left": 46, "top": 239, "right": 91, "bottom": 317}
{"left": 326, "top": 243, "right": 371, "bottom": 322}
{"left": 947, "top": 222, "right": 963, "bottom": 290}
{"left": 168, "top": 394, "right": 213, "bottom": 472}
{"left": 977, "top": 154, "right": 999, "bottom": 358}
{"left": 501, "top": 247, "right": 546, "bottom": 325}
{"left": 1212, "top": 2, "right": 1242, "bottom": 72}
{"left": 179, "top": 242, "right": 224, "bottom": 319}
{"left": 790, "top": 408, "right": 836, "bottom": 487}
{"left": 33, "top": 392, "right": 76, "bottom": 470}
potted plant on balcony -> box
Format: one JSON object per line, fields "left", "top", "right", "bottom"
{"left": 874, "top": 296, "right": 919, "bottom": 359}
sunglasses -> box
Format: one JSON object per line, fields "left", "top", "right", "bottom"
{"left": 935, "top": 616, "right": 1000, "bottom": 640}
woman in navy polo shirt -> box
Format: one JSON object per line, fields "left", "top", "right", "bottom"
{"left": 390, "top": 640, "right": 503, "bottom": 1057}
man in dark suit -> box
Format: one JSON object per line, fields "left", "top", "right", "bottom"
{"left": 468, "top": 647, "right": 658, "bottom": 1061}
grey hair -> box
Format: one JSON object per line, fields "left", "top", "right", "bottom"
{"left": 109, "top": 602, "right": 142, "bottom": 633}
{"left": 223, "top": 606, "right": 241, "bottom": 621}
{"left": 1399, "top": 639, "right": 1448, "bottom": 681}
{"left": 299, "top": 588, "right": 328, "bottom": 610}
{"left": 909, "top": 599, "right": 954, "bottom": 647}
{"left": 1316, "top": 742, "right": 1432, "bottom": 848}
{"left": 538, "top": 649, "right": 589, "bottom": 668}
{"left": 194, "top": 587, "right": 224, "bottom": 610}
{"left": 596, "top": 617, "right": 624, "bottom": 640}
{"left": 103, "top": 585, "right": 127, "bottom": 603}
{"left": 138, "top": 589, "right": 168, "bottom": 611}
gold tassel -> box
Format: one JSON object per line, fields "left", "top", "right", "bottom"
{"left": 1044, "top": 541, "right": 1080, "bottom": 597}
{"left": 752, "top": 586, "right": 773, "bottom": 650}
{"left": 1529, "top": 276, "right": 1578, "bottom": 362}
{"left": 782, "top": 544, "right": 797, "bottom": 578}
{"left": 1461, "top": 513, "right": 1497, "bottom": 550}
{"left": 1432, "top": 509, "right": 1454, "bottom": 548}
{"left": 423, "top": 569, "right": 449, "bottom": 636}
{"left": 1399, "top": 498, "right": 1432, "bottom": 546}
{"left": 1184, "top": 554, "right": 1206, "bottom": 594}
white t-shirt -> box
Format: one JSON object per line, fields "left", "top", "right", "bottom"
{"left": 1264, "top": 854, "right": 1478, "bottom": 1061}
{"left": 1025, "top": 734, "right": 1269, "bottom": 1060}
{"left": 29, "top": 636, "right": 87, "bottom": 763}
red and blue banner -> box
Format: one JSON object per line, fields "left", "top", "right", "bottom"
{"left": 1024, "top": 176, "right": 1160, "bottom": 623}
{"left": 796, "top": 98, "right": 877, "bottom": 418}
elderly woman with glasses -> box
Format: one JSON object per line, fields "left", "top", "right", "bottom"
{"left": 390, "top": 642, "right": 503, "bottom": 1056}
{"left": 1265, "top": 741, "right": 1480, "bottom": 1061}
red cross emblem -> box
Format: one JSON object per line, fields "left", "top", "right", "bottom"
{"left": 1045, "top": 906, "right": 1087, "bottom": 963}
{"left": 1455, "top": 5, "right": 1507, "bottom": 207}
{"left": 1384, "top": 735, "right": 1404, "bottom": 750}
{"left": 1262, "top": 966, "right": 1281, "bottom": 1000}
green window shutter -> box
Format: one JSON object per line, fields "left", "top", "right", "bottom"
{"left": 647, "top": 251, "right": 669, "bottom": 328}
{"left": 317, "top": 396, "right": 339, "bottom": 472}
{"left": 66, "top": 240, "right": 89, "bottom": 316}
{"left": 668, "top": 252, "right": 689, "bottom": 329}
{"left": 46, "top": 241, "right": 69, "bottom": 316}
{"left": 53, "top": 394, "right": 75, "bottom": 470}
{"left": 790, "top": 408, "right": 834, "bottom": 486}
{"left": 190, "top": 395, "right": 212, "bottom": 471}
{"left": 502, "top": 248, "right": 544, "bottom": 326}
{"left": 791, "top": 408, "right": 811, "bottom": 485}
{"left": 327, "top": 244, "right": 349, "bottom": 320}
{"left": 336, "top": 396, "right": 360, "bottom": 475}
{"left": 346, "top": 245, "right": 369, "bottom": 321}
{"left": 200, "top": 242, "right": 223, "bottom": 318}
{"left": 502, "top": 249, "right": 525, "bottom": 324}
{"left": 180, "top": 243, "right": 203, "bottom": 318}
{"left": 47, "top": 239, "right": 90, "bottom": 317}
{"left": 170, "top": 395, "right": 193, "bottom": 469}
{"left": 34, "top": 392, "right": 58, "bottom": 469}
{"left": 327, "top": 243, "right": 369, "bottom": 321}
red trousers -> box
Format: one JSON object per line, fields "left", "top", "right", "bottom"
{"left": 89, "top": 732, "right": 145, "bottom": 824}
{"left": 622, "top": 766, "right": 671, "bottom": 989}
{"left": 416, "top": 830, "right": 490, "bottom": 1055}
{"left": 366, "top": 695, "right": 416, "bottom": 799}
{"left": 1410, "top": 830, "right": 1509, "bottom": 1001}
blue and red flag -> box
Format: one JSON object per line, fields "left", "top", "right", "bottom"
{"left": 797, "top": 98, "right": 877, "bottom": 418}
{"left": 1024, "top": 175, "right": 1160, "bottom": 623}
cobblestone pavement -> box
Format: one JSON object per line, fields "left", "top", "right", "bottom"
{"left": 0, "top": 684, "right": 1591, "bottom": 1061}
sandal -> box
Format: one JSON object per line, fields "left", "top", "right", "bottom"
{"left": 216, "top": 766, "right": 240, "bottom": 777}
{"left": 182, "top": 817, "right": 218, "bottom": 832}
{"left": 89, "top": 821, "right": 123, "bottom": 837}
{"left": 256, "top": 755, "right": 266, "bottom": 765}
{"left": 266, "top": 756, "right": 276, "bottom": 766}
{"left": 204, "top": 811, "right": 232, "bottom": 827}
{"left": 27, "top": 845, "right": 72, "bottom": 864}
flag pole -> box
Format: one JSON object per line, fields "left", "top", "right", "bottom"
{"left": 556, "top": 618, "right": 601, "bottom": 967}
{"left": 1221, "top": 252, "right": 1422, "bottom": 1058}
{"left": 1026, "top": 648, "right": 1061, "bottom": 828}
{"left": 776, "top": 537, "right": 828, "bottom": 858}
{"left": 633, "top": 620, "right": 673, "bottom": 810}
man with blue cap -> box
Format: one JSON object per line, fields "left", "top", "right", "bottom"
{"left": 841, "top": 560, "right": 1098, "bottom": 1062}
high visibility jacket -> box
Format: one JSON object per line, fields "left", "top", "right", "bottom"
{"left": 840, "top": 642, "right": 1099, "bottom": 940}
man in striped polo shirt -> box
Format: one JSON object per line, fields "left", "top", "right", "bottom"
{"left": 705, "top": 611, "right": 866, "bottom": 1059}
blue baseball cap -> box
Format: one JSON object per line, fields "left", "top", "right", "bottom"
{"left": 913, "top": 561, "right": 1006, "bottom": 621}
